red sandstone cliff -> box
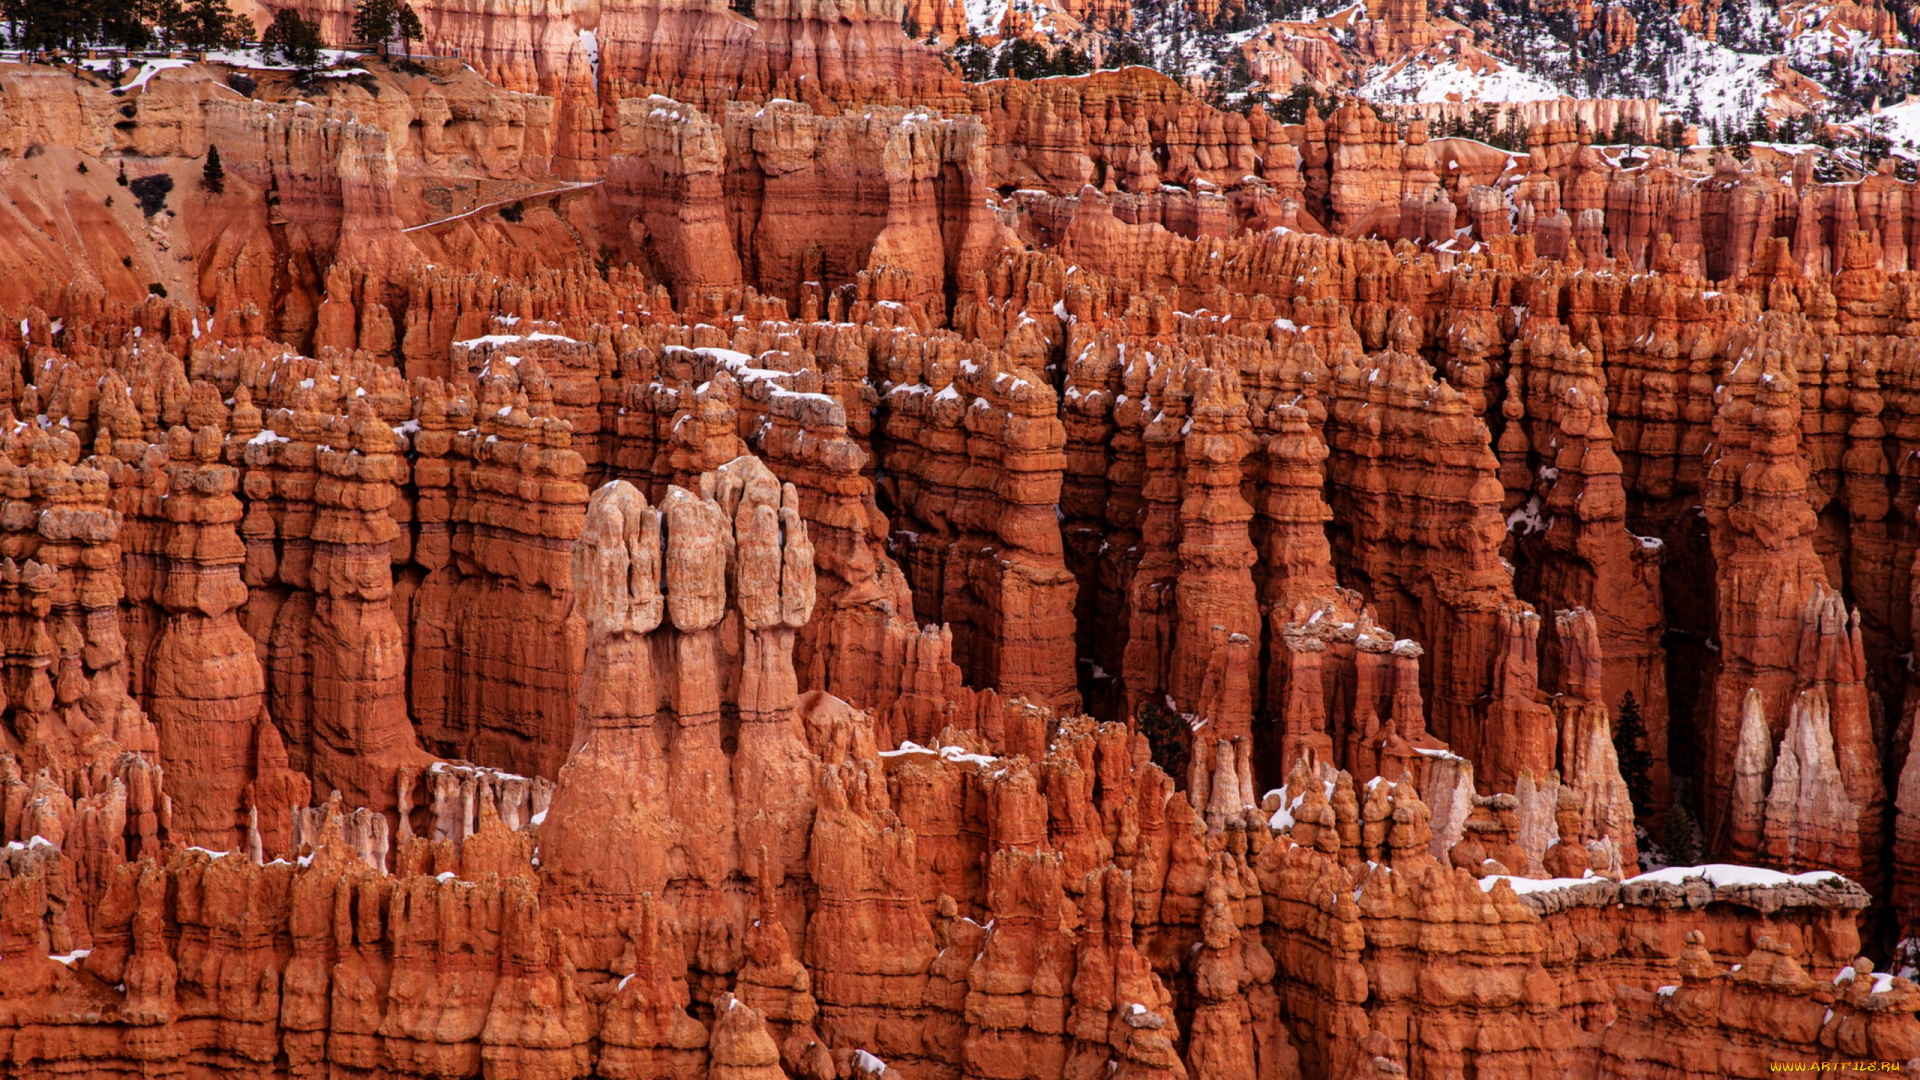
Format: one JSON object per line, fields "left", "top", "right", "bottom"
{"left": 0, "top": 52, "right": 1918, "bottom": 1080}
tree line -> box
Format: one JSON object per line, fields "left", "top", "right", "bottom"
{"left": 2, "top": 0, "right": 422, "bottom": 68}
{"left": 2, "top": 0, "right": 249, "bottom": 54}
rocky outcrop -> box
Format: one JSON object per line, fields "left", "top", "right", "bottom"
{"left": 605, "top": 96, "right": 1008, "bottom": 310}
{"left": 262, "top": 0, "right": 967, "bottom": 181}
{"left": 148, "top": 411, "right": 309, "bottom": 851}
{"left": 1599, "top": 937, "right": 1920, "bottom": 1078}
{"left": 1505, "top": 318, "right": 1669, "bottom": 802}
{"left": 5, "top": 53, "right": 1920, "bottom": 1080}
{"left": 539, "top": 458, "right": 818, "bottom": 972}
{"left": 1705, "top": 321, "right": 1884, "bottom": 885}
{"left": 877, "top": 333, "right": 1081, "bottom": 712}
{"left": 1325, "top": 347, "right": 1523, "bottom": 777}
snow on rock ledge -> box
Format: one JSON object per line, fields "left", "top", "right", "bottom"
{"left": 1478, "top": 863, "right": 1871, "bottom": 916}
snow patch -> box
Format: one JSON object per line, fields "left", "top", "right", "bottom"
{"left": 579, "top": 29, "right": 599, "bottom": 80}
{"left": 116, "top": 58, "right": 193, "bottom": 94}
{"left": 878, "top": 740, "right": 998, "bottom": 768}
{"left": 1362, "top": 56, "right": 1564, "bottom": 104}
{"left": 1873, "top": 98, "right": 1920, "bottom": 158}
{"left": 1479, "top": 870, "right": 1603, "bottom": 894}
{"left": 1629, "top": 864, "right": 1842, "bottom": 888}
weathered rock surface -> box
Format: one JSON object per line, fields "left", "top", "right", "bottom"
{"left": 1, "top": 47, "right": 1919, "bottom": 1080}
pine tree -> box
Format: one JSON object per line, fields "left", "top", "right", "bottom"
{"left": 169, "top": 0, "right": 246, "bottom": 52}
{"left": 1273, "top": 81, "right": 1322, "bottom": 125}
{"left": 141, "top": 0, "right": 183, "bottom": 47}
{"left": 1469, "top": 102, "right": 1496, "bottom": 142}
{"left": 201, "top": 143, "right": 224, "bottom": 193}
{"left": 261, "top": 8, "right": 325, "bottom": 69}
{"left": 1134, "top": 699, "right": 1189, "bottom": 788}
{"left": 13, "top": 0, "right": 88, "bottom": 54}
{"left": 352, "top": 0, "right": 396, "bottom": 54}
{"left": 1660, "top": 801, "right": 1700, "bottom": 866}
{"left": 91, "top": 0, "right": 155, "bottom": 51}
{"left": 394, "top": 2, "right": 421, "bottom": 57}
{"left": 1500, "top": 107, "right": 1520, "bottom": 150}
{"left": 1613, "top": 692, "right": 1652, "bottom": 816}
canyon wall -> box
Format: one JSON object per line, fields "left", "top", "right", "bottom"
{"left": 2, "top": 41, "right": 1920, "bottom": 1076}
{"left": 0, "top": 465, "right": 1902, "bottom": 1080}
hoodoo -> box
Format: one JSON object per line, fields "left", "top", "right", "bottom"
{"left": 0, "top": 0, "right": 1916, "bottom": 1072}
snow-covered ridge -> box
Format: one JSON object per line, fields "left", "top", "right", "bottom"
{"left": 1472, "top": 860, "right": 1870, "bottom": 918}
{"left": 949, "top": 0, "right": 1919, "bottom": 153}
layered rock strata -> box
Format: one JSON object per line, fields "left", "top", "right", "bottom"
{"left": 4, "top": 50, "right": 1920, "bottom": 1080}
